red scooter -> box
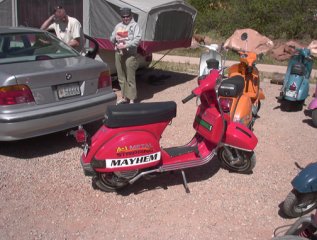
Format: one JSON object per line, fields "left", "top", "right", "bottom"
{"left": 73, "top": 68, "right": 258, "bottom": 192}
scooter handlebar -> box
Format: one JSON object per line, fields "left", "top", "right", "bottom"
{"left": 182, "top": 93, "right": 196, "bottom": 104}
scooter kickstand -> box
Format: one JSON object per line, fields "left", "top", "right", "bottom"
{"left": 181, "top": 170, "right": 190, "bottom": 193}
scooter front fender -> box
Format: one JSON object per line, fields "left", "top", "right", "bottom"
{"left": 292, "top": 162, "right": 317, "bottom": 193}
{"left": 222, "top": 122, "right": 258, "bottom": 151}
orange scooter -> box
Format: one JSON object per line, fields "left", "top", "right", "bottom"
{"left": 218, "top": 32, "right": 265, "bottom": 129}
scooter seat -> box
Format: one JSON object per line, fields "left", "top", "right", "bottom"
{"left": 218, "top": 75, "right": 245, "bottom": 97}
{"left": 104, "top": 101, "right": 177, "bottom": 128}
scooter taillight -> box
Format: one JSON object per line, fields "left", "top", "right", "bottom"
{"left": 289, "top": 82, "right": 297, "bottom": 91}
{"left": 75, "top": 128, "right": 87, "bottom": 143}
{"left": 219, "top": 98, "right": 232, "bottom": 113}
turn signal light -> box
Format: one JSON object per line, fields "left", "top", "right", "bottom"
{"left": 219, "top": 98, "right": 233, "bottom": 113}
{"left": 0, "top": 85, "right": 35, "bottom": 105}
{"left": 98, "top": 70, "right": 112, "bottom": 89}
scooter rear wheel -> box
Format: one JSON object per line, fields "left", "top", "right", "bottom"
{"left": 281, "top": 100, "right": 292, "bottom": 112}
{"left": 93, "top": 171, "right": 138, "bottom": 192}
{"left": 312, "top": 109, "right": 317, "bottom": 127}
{"left": 217, "top": 147, "right": 256, "bottom": 173}
{"left": 282, "top": 189, "right": 317, "bottom": 218}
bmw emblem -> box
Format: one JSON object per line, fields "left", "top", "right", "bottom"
{"left": 65, "top": 73, "right": 72, "bottom": 80}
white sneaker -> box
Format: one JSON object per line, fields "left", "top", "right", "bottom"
{"left": 116, "top": 98, "right": 128, "bottom": 105}
{"left": 129, "top": 100, "right": 134, "bottom": 104}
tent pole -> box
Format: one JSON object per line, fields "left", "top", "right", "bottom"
{"left": 149, "top": 49, "right": 173, "bottom": 69}
{"left": 12, "top": 0, "right": 18, "bottom": 27}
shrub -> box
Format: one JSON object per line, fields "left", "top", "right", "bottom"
{"left": 187, "top": 0, "right": 317, "bottom": 39}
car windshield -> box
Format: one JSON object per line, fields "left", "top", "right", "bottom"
{"left": 0, "top": 31, "right": 79, "bottom": 64}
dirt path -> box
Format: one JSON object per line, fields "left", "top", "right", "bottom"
{"left": 0, "top": 69, "right": 316, "bottom": 240}
{"left": 152, "top": 53, "right": 317, "bottom": 78}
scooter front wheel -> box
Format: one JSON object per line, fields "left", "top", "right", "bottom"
{"left": 282, "top": 189, "right": 317, "bottom": 218}
{"left": 217, "top": 147, "right": 256, "bottom": 173}
{"left": 93, "top": 170, "right": 138, "bottom": 192}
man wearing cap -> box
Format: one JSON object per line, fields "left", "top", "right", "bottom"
{"left": 41, "top": 6, "right": 84, "bottom": 52}
{"left": 110, "top": 7, "right": 142, "bottom": 104}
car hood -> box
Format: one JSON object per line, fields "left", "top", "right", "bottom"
{"left": 0, "top": 56, "right": 107, "bottom": 87}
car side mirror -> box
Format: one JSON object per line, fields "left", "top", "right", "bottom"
{"left": 83, "top": 34, "right": 99, "bottom": 59}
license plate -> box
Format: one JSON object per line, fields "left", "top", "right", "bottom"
{"left": 57, "top": 83, "right": 81, "bottom": 99}
{"left": 285, "top": 90, "right": 297, "bottom": 98}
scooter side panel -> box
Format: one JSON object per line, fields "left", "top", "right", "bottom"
{"left": 93, "top": 130, "right": 162, "bottom": 172}
{"left": 297, "top": 78, "right": 310, "bottom": 101}
{"left": 233, "top": 95, "right": 253, "bottom": 127}
{"left": 292, "top": 163, "right": 317, "bottom": 193}
{"left": 223, "top": 122, "right": 258, "bottom": 151}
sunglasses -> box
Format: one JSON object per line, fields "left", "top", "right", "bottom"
{"left": 121, "top": 15, "right": 131, "bottom": 19}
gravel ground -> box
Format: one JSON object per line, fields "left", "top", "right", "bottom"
{"left": 0, "top": 69, "right": 316, "bottom": 240}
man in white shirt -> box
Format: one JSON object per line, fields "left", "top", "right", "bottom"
{"left": 41, "top": 6, "right": 84, "bottom": 52}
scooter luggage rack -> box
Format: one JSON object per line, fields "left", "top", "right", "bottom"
{"left": 128, "top": 148, "right": 217, "bottom": 193}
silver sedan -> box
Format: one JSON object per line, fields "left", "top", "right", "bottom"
{"left": 0, "top": 27, "right": 117, "bottom": 141}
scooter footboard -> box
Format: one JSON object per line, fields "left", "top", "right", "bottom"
{"left": 223, "top": 122, "right": 258, "bottom": 151}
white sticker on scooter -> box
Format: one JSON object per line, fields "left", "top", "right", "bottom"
{"left": 286, "top": 90, "right": 297, "bottom": 98}
{"left": 105, "top": 152, "right": 161, "bottom": 168}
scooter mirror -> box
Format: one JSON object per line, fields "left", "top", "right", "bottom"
{"left": 241, "top": 32, "right": 248, "bottom": 41}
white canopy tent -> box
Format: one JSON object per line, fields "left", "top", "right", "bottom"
{"left": 84, "top": 0, "right": 197, "bottom": 54}
{"left": 1, "top": 0, "right": 197, "bottom": 73}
